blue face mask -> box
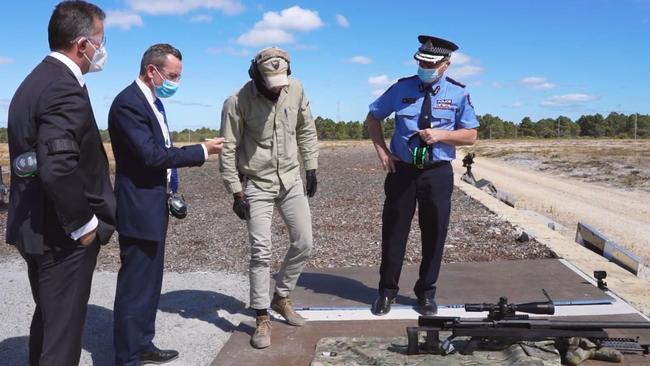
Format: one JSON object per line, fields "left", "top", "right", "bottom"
{"left": 154, "top": 67, "right": 179, "bottom": 98}
{"left": 417, "top": 66, "right": 439, "bottom": 84}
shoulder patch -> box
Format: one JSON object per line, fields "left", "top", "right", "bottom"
{"left": 445, "top": 76, "right": 466, "bottom": 88}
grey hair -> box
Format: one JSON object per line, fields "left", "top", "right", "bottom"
{"left": 48, "top": 1, "right": 105, "bottom": 51}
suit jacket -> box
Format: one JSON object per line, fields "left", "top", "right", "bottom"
{"left": 6, "top": 56, "right": 116, "bottom": 254}
{"left": 108, "top": 81, "right": 205, "bottom": 242}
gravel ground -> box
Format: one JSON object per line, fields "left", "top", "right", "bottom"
{"left": 0, "top": 259, "right": 249, "bottom": 366}
{"left": 0, "top": 142, "right": 554, "bottom": 366}
{"left": 0, "top": 141, "right": 553, "bottom": 270}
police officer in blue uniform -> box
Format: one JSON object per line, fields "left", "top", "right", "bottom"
{"left": 366, "top": 35, "right": 479, "bottom": 316}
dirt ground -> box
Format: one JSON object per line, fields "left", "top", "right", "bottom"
{"left": 469, "top": 139, "right": 650, "bottom": 192}
{"left": 0, "top": 141, "right": 553, "bottom": 272}
{"left": 459, "top": 139, "right": 650, "bottom": 267}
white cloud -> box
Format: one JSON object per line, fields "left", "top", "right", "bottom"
{"left": 238, "top": 28, "right": 295, "bottom": 46}
{"left": 541, "top": 93, "right": 597, "bottom": 107}
{"left": 191, "top": 14, "right": 213, "bottom": 22}
{"left": 126, "top": 0, "right": 244, "bottom": 16}
{"left": 521, "top": 76, "right": 556, "bottom": 90}
{"left": 206, "top": 46, "right": 250, "bottom": 57}
{"left": 368, "top": 75, "right": 392, "bottom": 88}
{"left": 0, "top": 56, "right": 14, "bottom": 65}
{"left": 448, "top": 64, "right": 484, "bottom": 79}
{"left": 368, "top": 74, "right": 394, "bottom": 96}
{"left": 509, "top": 101, "right": 524, "bottom": 108}
{"left": 346, "top": 56, "right": 371, "bottom": 64}
{"left": 336, "top": 14, "right": 349, "bottom": 28}
{"left": 254, "top": 6, "right": 323, "bottom": 31}
{"left": 105, "top": 10, "right": 143, "bottom": 30}
{"left": 450, "top": 51, "right": 471, "bottom": 65}
{"left": 237, "top": 6, "right": 323, "bottom": 46}
{"left": 447, "top": 52, "right": 483, "bottom": 80}
{"left": 492, "top": 81, "right": 504, "bottom": 89}
{"left": 403, "top": 59, "right": 417, "bottom": 66}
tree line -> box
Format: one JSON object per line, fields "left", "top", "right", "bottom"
{"left": 477, "top": 112, "right": 649, "bottom": 139}
{"left": 313, "top": 113, "right": 649, "bottom": 140}
{"left": 0, "top": 112, "right": 646, "bottom": 143}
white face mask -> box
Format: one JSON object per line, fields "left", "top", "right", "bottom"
{"left": 83, "top": 39, "right": 108, "bottom": 73}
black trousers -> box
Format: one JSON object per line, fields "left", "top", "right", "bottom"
{"left": 113, "top": 234, "right": 166, "bottom": 366}
{"left": 378, "top": 161, "right": 453, "bottom": 299}
{"left": 19, "top": 241, "right": 100, "bottom": 366}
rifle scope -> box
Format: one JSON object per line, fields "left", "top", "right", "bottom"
{"left": 465, "top": 296, "right": 555, "bottom": 317}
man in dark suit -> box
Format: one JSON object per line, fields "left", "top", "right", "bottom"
{"left": 108, "top": 43, "right": 225, "bottom": 366}
{"left": 6, "top": 1, "right": 115, "bottom": 365}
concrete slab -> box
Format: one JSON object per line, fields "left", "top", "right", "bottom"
{"left": 287, "top": 259, "right": 612, "bottom": 310}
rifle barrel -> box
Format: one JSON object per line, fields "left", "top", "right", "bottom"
{"left": 421, "top": 318, "right": 650, "bottom": 330}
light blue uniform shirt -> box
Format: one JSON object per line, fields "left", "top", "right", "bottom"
{"left": 369, "top": 75, "right": 479, "bottom": 163}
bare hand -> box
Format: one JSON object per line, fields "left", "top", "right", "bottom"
{"left": 418, "top": 129, "right": 448, "bottom": 145}
{"left": 204, "top": 137, "right": 226, "bottom": 155}
{"left": 79, "top": 229, "right": 97, "bottom": 247}
{"left": 376, "top": 148, "right": 399, "bottom": 173}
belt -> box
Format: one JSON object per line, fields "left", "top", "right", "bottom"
{"left": 396, "top": 160, "right": 450, "bottom": 170}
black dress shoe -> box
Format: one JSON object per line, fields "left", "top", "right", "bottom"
{"left": 371, "top": 295, "right": 394, "bottom": 316}
{"left": 138, "top": 347, "right": 179, "bottom": 365}
{"left": 417, "top": 296, "right": 438, "bottom": 316}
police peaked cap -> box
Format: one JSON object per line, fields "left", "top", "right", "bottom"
{"left": 414, "top": 35, "right": 458, "bottom": 63}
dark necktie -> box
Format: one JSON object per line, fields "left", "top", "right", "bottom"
{"left": 153, "top": 98, "right": 179, "bottom": 193}
{"left": 417, "top": 85, "right": 433, "bottom": 148}
{"left": 417, "top": 85, "right": 433, "bottom": 130}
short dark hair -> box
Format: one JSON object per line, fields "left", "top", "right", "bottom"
{"left": 139, "top": 44, "right": 183, "bottom": 76}
{"left": 48, "top": 1, "right": 105, "bottom": 51}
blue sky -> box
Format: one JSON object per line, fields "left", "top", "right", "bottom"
{"left": 1, "top": 0, "right": 649, "bottom": 130}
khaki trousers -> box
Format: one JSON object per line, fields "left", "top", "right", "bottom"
{"left": 245, "top": 177, "right": 313, "bottom": 309}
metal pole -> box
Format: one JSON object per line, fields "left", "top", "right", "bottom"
{"left": 634, "top": 113, "right": 638, "bottom": 141}
{"left": 557, "top": 119, "right": 560, "bottom": 138}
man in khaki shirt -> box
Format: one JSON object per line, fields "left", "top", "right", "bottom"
{"left": 219, "top": 47, "right": 318, "bottom": 349}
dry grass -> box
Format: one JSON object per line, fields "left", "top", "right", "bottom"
{"left": 464, "top": 139, "right": 650, "bottom": 191}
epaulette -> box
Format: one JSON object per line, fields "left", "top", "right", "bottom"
{"left": 445, "top": 76, "right": 465, "bottom": 88}
{"left": 398, "top": 75, "right": 419, "bottom": 83}
{"left": 377, "top": 75, "right": 417, "bottom": 97}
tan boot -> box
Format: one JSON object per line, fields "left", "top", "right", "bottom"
{"left": 271, "top": 293, "right": 306, "bottom": 326}
{"left": 251, "top": 315, "right": 271, "bottom": 349}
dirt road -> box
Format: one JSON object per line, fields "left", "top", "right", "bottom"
{"left": 453, "top": 155, "right": 650, "bottom": 266}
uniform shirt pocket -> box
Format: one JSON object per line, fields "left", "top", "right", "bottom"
{"left": 244, "top": 109, "right": 274, "bottom": 147}
{"left": 283, "top": 106, "right": 298, "bottom": 130}
{"left": 430, "top": 109, "right": 456, "bottom": 130}
{"left": 395, "top": 104, "right": 420, "bottom": 130}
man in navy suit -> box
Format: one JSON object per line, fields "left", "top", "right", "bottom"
{"left": 7, "top": 2, "right": 115, "bottom": 364}
{"left": 108, "top": 43, "right": 225, "bottom": 366}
